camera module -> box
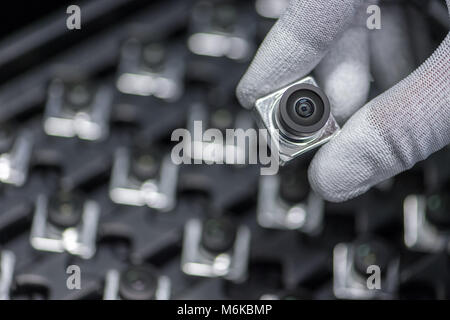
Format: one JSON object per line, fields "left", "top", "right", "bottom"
{"left": 254, "top": 76, "right": 340, "bottom": 165}
{"left": 119, "top": 266, "right": 158, "bottom": 300}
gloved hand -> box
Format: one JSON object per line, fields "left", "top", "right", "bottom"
{"left": 236, "top": 0, "right": 450, "bottom": 202}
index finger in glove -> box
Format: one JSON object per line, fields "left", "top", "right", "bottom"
{"left": 236, "top": 0, "right": 364, "bottom": 109}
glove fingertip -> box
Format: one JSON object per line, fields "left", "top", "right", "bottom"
{"left": 307, "top": 156, "right": 343, "bottom": 203}
{"left": 235, "top": 77, "right": 255, "bottom": 109}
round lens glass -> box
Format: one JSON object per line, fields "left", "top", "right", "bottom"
{"left": 294, "top": 98, "right": 315, "bottom": 118}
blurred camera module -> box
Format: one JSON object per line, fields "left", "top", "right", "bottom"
{"left": 403, "top": 193, "right": 450, "bottom": 253}
{"left": 254, "top": 76, "right": 340, "bottom": 165}
{"left": 181, "top": 217, "right": 250, "bottom": 282}
{"left": 30, "top": 191, "right": 100, "bottom": 259}
{"left": 0, "top": 250, "right": 15, "bottom": 300}
{"left": 0, "top": 129, "right": 33, "bottom": 187}
{"left": 257, "top": 161, "right": 323, "bottom": 233}
{"left": 109, "top": 145, "right": 178, "bottom": 211}
{"left": 116, "top": 39, "right": 185, "bottom": 101}
{"left": 333, "top": 236, "right": 398, "bottom": 300}
{"left": 103, "top": 265, "right": 170, "bottom": 300}
{"left": 188, "top": 0, "right": 255, "bottom": 61}
{"left": 186, "top": 102, "right": 253, "bottom": 164}
{"left": 44, "top": 78, "right": 113, "bottom": 141}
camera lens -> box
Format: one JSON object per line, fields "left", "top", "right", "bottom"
{"left": 130, "top": 147, "right": 161, "bottom": 182}
{"left": 47, "top": 192, "right": 83, "bottom": 229}
{"left": 119, "top": 266, "right": 158, "bottom": 300}
{"left": 294, "top": 98, "right": 315, "bottom": 118}
{"left": 200, "top": 217, "right": 236, "bottom": 254}
{"left": 143, "top": 43, "right": 166, "bottom": 70}
{"left": 65, "top": 84, "right": 92, "bottom": 111}
{"left": 353, "top": 236, "right": 392, "bottom": 277}
{"left": 277, "top": 83, "right": 330, "bottom": 138}
{"left": 426, "top": 193, "right": 450, "bottom": 230}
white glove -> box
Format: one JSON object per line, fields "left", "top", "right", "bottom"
{"left": 236, "top": 0, "right": 450, "bottom": 202}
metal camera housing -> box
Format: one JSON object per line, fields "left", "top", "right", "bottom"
{"left": 103, "top": 266, "right": 171, "bottom": 300}
{"left": 403, "top": 194, "right": 450, "bottom": 253}
{"left": 254, "top": 76, "right": 340, "bottom": 165}
{"left": 181, "top": 218, "right": 250, "bottom": 282}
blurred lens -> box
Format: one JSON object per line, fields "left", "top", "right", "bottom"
{"left": 353, "top": 237, "right": 391, "bottom": 277}
{"left": 65, "top": 84, "right": 92, "bottom": 110}
{"left": 426, "top": 193, "right": 450, "bottom": 229}
{"left": 119, "top": 266, "right": 158, "bottom": 300}
{"left": 48, "top": 192, "right": 83, "bottom": 229}
{"left": 201, "top": 217, "right": 236, "bottom": 253}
